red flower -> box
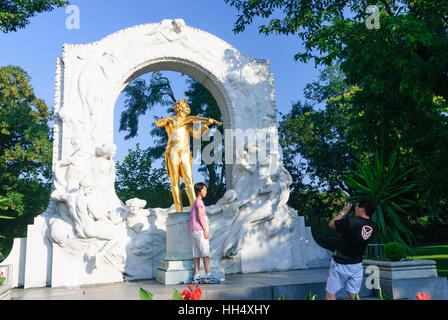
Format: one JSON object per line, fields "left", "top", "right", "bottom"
{"left": 181, "top": 284, "right": 202, "bottom": 300}
{"left": 416, "top": 292, "right": 431, "bottom": 300}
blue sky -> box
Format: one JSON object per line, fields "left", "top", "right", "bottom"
{"left": 1, "top": 0, "right": 321, "bottom": 172}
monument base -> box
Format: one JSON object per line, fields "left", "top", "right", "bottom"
{"left": 363, "top": 259, "right": 448, "bottom": 299}
{"left": 156, "top": 212, "right": 225, "bottom": 285}
{"left": 156, "top": 258, "right": 225, "bottom": 285}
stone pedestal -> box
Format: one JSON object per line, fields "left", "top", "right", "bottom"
{"left": 364, "top": 259, "right": 438, "bottom": 280}
{"left": 1, "top": 238, "right": 26, "bottom": 288}
{"left": 24, "top": 216, "right": 52, "bottom": 288}
{"left": 156, "top": 212, "right": 225, "bottom": 285}
{"left": 363, "top": 259, "right": 448, "bottom": 299}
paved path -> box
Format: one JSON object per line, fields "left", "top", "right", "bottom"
{"left": 11, "top": 268, "right": 335, "bottom": 300}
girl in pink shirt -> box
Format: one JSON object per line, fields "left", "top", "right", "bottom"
{"left": 190, "top": 182, "right": 220, "bottom": 284}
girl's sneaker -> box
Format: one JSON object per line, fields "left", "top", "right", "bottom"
{"left": 202, "top": 273, "right": 220, "bottom": 284}
{"left": 192, "top": 274, "right": 203, "bottom": 284}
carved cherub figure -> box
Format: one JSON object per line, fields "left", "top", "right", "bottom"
{"left": 125, "top": 198, "right": 151, "bottom": 233}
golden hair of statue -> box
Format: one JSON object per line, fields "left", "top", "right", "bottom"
{"left": 156, "top": 99, "right": 222, "bottom": 212}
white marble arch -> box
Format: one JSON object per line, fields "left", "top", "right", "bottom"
{"left": 54, "top": 18, "right": 279, "bottom": 187}
{"left": 2, "top": 19, "right": 332, "bottom": 289}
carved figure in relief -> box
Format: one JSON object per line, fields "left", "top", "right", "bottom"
{"left": 91, "top": 143, "right": 126, "bottom": 224}
{"left": 231, "top": 144, "right": 259, "bottom": 199}
{"left": 222, "top": 167, "right": 292, "bottom": 258}
{"left": 74, "top": 180, "right": 124, "bottom": 271}
{"left": 207, "top": 189, "right": 256, "bottom": 220}
{"left": 53, "top": 138, "right": 91, "bottom": 193}
{"left": 125, "top": 198, "right": 151, "bottom": 233}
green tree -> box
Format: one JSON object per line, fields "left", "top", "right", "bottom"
{"left": 119, "top": 72, "right": 176, "bottom": 140}
{"left": 225, "top": 1, "right": 447, "bottom": 65}
{"left": 279, "top": 65, "right": 382, "bottom": 248}
{"left": 231, "top": 0, "right": 448, "bottom": 222}
{"left": 0, "top": 0, "right": 69, "bottom": 33}
{"left": 278, "top": 64, "right": 363, "bottom": 194}
{"left": 0, "top": 65, "right": 52, "bottom": 259}
{"left": 115, "top": 144, "right": 173, "bottom": 209}
{"left": 0, "top": 198, "right": 16, "bottom": 241}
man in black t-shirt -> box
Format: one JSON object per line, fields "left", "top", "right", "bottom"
{"left": 325, "top": 198, "right": 377, "bottom": 300}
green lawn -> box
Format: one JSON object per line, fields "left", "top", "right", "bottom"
{"left": 412, "top": 243, "right": 448, "bottom": 279}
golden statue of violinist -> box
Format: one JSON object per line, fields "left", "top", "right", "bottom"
{"left": 156, "top": 99, "right": 222, "bottom": 212}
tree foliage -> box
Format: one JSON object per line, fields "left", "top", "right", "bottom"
{"left": 279, "top": 65, "right": 360, "bottom": 193}
{"left": 115, "top": 144, "right": 173, "bottom": 209}
{"left": 225, "top": 1, "right": 448, "bottom": 64}
{"left": 0, "top": 66, "right": 52, "bottom": 259}
{"left": 238, "top": 0, "right": 448, "bottom": 245}
{"left": 0, "top": 65, "right": 52, "bottom": 214}
{"left": 0, "top": 0, "right": 70, "bottom": 33}
{"left": 119, "top": 72, "right": 176, "bottom": 140}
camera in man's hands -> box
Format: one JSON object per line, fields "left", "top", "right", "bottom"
{"left": 349, "top": 202, "right": 357, "bottom": 213}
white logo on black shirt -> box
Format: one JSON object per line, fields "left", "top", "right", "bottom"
{"left": 361, "top": 226, "right": 373, "bottom": 240}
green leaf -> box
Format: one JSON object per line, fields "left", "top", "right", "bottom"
{"left": 305, "top": 291, "right": 317, "bottom": 300}
{"left": 376, "top": 205, "right": 386, "bottom": 234}
{"left": 139, "top": 288, "right": 153, "bottom": 300}
{"left": 0, "top": 215, "right": 15, "bottom": 220}
{"left": 378, "top": 286, "right": 384, "bottom": 300}
{"left": 383, "top": 294, "right": 393, "bottom": 300}
{"left": 172, "top": 288, "right": 183, "bottom": 300}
